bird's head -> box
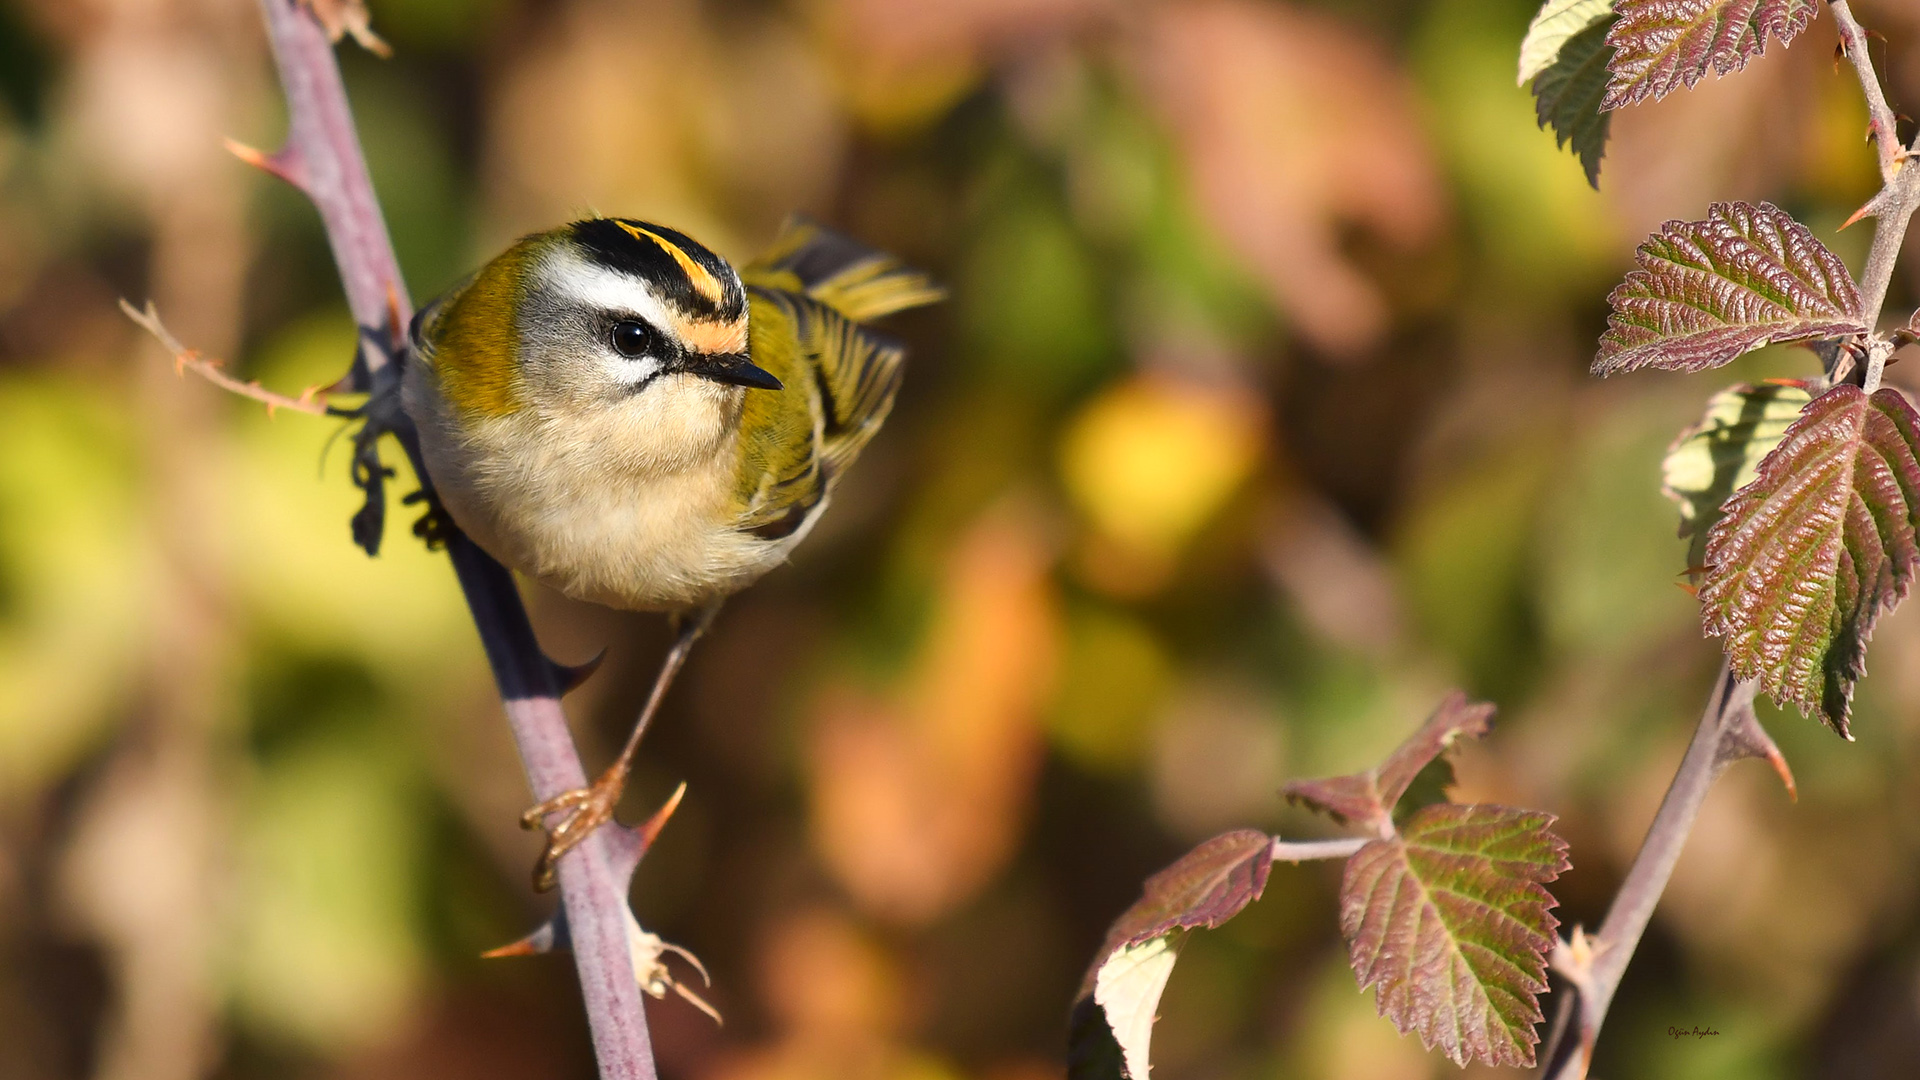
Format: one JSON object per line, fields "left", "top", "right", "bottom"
{"left": 427, "top": 217, "right": 781, "bottom": 425}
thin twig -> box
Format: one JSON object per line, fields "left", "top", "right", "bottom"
{"left": 1269, "top": 836, "right": 1369, "bottom": 863}
{"left": 121, "top": 299, "right": 331, "bottom": 416}
{"left": 1541, "top": 7, "right": 1918, "bottom": 1075}
{"left": 243, "top": 2, "right": 659, "bottom": 1076}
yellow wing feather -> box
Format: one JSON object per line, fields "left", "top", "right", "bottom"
{"left": 732, "top": 221, "right": 940, "bottom": 540}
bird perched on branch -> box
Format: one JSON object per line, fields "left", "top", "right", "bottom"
{"left": 404, "top": 217, "right": 941, "bottom": 888}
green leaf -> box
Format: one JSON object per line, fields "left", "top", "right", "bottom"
{"left": 1518, "top": 0, "right": 1615, "bottom": 83}
{"left": 1532, "top": 14, "right": 1616, "bottom": 187}
{"left": 1595, "top": 202, "right": 1866, "bottom": 377}
{"left": 1070, "top": 829, "right": 1274, "bottom": 1080}
{"left": 1283, "top": 691, "right": 1494, "bottom": 831}
{"left": 1603, "top": 0, "right": 1820, "bottom": 110}
{"left": 1342, "top": 804, "right": 1569, "bottom": 1068}
{"left": 1700, "top": 385, "right": 1920, "bottom": 736}
{"left": 1663, "top": 381, "right": 1813, "bottom": 568}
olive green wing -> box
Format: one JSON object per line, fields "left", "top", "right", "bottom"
{"left": 731, "top": 287, "right": 908, "bottom": 540}
{"left": 740, "top": 217, "right": 944, "bottom": 324}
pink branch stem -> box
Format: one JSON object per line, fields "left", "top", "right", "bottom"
{"left": 249, "top": 2, "right": 657, "bottom": 1075}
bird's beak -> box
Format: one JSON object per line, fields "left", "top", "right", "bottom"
{"left": 685, "top": 351, "right": 782, "bottom": 391}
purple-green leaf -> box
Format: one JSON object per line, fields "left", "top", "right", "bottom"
{"left": 1595, "top": 202, "right": 1866, "bottom": 377}
{"left": 1342, "top": 804, "right": 1569, "bottom": 1068}
{"left": 1283, "top": 691, "right": 1493, "bottom": 831}
{"left": 1700, "top": 385, "right": 1920, "bottom": 736}
{"left": 1070, "top": 829, "right": 1275, "bottom": 1080}
{"left": 1603, "top": 0, "right": 1819, "bottom": 110}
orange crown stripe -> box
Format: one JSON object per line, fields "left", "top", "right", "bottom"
{"left": 615, "top": 220, "right": 726, "bottom": 306}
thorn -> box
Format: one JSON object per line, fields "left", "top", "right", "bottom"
{"left": 1842, "top": 189, "right": 1891, "bottom": 229}
{"left": 224, "top": 137, "right": 306, "bottom": 190}
{"left": 482, "top": 917, "right": 561, "bottom": 959}
{"left": 634, "top": 782, "right": 687, "bottom": 854}
{"left": 1717, "top": 698, "right": 1798, "bottom": 800}
{"left": 548, "top": 648, "right": 606, "bottom": 695}
{"left": 1762, "top": 377, "right": 1813, "bottom": 389}
{"left": 1675, "top": 581, "right": 1700, "bottom": 598}
{"left": 385, "top": 280, "right": 407, "bottom": 348}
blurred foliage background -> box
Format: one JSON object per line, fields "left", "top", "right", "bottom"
{"left": 4, "top": 1, "right": 1920, "bottom": 1079}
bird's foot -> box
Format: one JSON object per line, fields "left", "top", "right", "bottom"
{"left": 520, "top": 765, "right": 628, "bottom": 892}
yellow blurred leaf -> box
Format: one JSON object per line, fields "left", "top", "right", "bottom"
{"left": 1059, "top": 373, "right": 1265, "bottom": 592}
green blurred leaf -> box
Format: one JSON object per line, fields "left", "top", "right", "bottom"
{"left": 233, "top": 730, "right": 425, "bottom": 1047}
{"left": 960, "top": 178, "right": 1115, "bottom": 393}
{"left": 1342, "top": 804, "right": 1567, "bottom": 1067}
{"left": 1700, "top": 385, "right": 1920, "bottom": 737}
{"left": 1596, "top": 202, "right": 1866, "bottom": 376}
{"left": 1047, "top": 606, "right": 1171, "bottom": 773}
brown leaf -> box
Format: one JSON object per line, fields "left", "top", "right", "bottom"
{"left": 1134, "top": 0, "right": 1443, "bottom": 358}
{"left": 1070, "top": 829, "right": 1275, "bottom": 1080}
{"left": 1283, "top": 691, "right": 1494, "bottom": 831}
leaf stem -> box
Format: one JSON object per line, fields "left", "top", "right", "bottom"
{"left": 248, "top": 2, "right": 658, "bottom": 1075}
{"left": 1269, "top": 836, "right": 1369, "bottom": 863}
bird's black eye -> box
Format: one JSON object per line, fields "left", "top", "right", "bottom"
{"left": 609, "top": 319, "right": 656, "bottom": 359}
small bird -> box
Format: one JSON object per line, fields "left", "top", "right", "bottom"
{"left": 404, "top": 216, "right": 940, "bottom": 888}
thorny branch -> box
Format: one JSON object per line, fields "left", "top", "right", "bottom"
{"left": 126, "top": 3, "right": 665, "bottom": 1077}
{"left": 1542, "top": 5, "right": 1916, "bottom": 1075}
{"left": 121, "top": 299, "right": 330, "bottom": 416}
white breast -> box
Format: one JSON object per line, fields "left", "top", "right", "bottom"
{"left": 407, "top": 367, "right": 793, "bottom": 611}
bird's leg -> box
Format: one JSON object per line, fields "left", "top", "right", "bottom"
{"left": 521, "top": 602, "right": 721, "bottom": 891}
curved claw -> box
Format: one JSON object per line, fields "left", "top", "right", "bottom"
{"left": 522, "top": 776, "right": 625, "bottom": 891}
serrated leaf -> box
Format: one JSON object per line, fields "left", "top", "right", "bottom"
{"left": 1532, "top": 14, "right": 1617, "bottom": 187}
{"left": 1595, "top": 202, "right": 1866, "bottom": 377}
{"left": 1342, "top": 803, "right": 1569, "bottom": 1068}
{"left": 1602, "top": 0, "right": 1819, "bottom": 110}
{"left": 1700, "top": 385, "right": 1920, "bottom": 736}
{"left": 1070, "top": 829, "right": 1275, "bottom": 1080}
{"left": 1519, "top": 0, "right": 1616, "bottom": 84}
{"left": 1283, "top": 691, "right": 1493, "bottom": 830}
{"left": 1664, "top": 381, "right": 1813, "bottom": 567}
